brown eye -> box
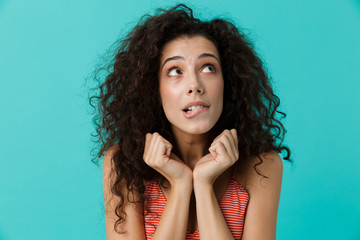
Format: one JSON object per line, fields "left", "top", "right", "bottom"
{"left": 202, "top": 64, "right": 215, "bottom": 73}
{"left": 168, "top": 68, "right": 182, "bottom": 76}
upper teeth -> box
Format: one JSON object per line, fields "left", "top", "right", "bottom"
{"left": 186, "top": 105, "right": 204, "bottom": 111}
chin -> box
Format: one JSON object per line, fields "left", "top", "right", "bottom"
{"left": 179, "top": 123, "right": 215, "bottom": 135}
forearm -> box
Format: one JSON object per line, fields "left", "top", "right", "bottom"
{"left": 194, "top": 182, "right": 234, "bottom": 240}
{"left": 151, "top": 183, "right": 192, "bottom": 240}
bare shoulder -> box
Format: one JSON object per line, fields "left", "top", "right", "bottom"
{"left": 250, "top": 151, "right": 283, "bottom": 185}
{"left": 240, "top": 150, "right": 283, "bottom": 240}
{"left": 103, "top": 144, "right": 146, "bottom": 240}
{"left": 103, "top": 144, "right": 120, "bottom": 186}
{"left": 237, "top": 150, "right": 283, "bottom": 191}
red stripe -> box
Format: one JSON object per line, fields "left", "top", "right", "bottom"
{"left": 144, "top": 178, "right": 249, "bottom": 240}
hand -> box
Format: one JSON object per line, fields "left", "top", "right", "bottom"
{"left": 143, "top": 132, "right": 192, "bottom": 186}
{"left": 193, "top": 129, "right": 239, "bottom": 185}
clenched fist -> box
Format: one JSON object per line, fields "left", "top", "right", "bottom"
{"left": 193, "top": 129, "right": 239, "bottom": 185}
{"left": 143, "top": 132, "right": 192, "bottom": 187}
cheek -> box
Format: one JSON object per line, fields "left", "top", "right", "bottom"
{"left": 159, "top": 84, "right": 179, "bottom": 111}
{"left": 211, "top": 80, "right": 224, "bottom": 100}
{"left": 213, "top": 80, "right": 224, "bottom": 112}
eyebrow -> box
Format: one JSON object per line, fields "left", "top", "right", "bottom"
{"left": 161, "top": 53, "right": 220, "bottom": 70}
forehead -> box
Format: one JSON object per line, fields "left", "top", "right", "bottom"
{"left": 160, "top": 35, "right": 219, "bottom": 61}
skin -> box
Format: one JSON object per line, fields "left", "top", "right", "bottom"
{"left": 103, "top": 35, "right": 283, "bottom": 240}
{"left": 143, "top": 35, "right": 239, "bottom": 238}
{"left": 146, "top": 35, "right": 238, "bottom": 188}
{"left": 157, "top": 35, "right": 225, "bottom": 170}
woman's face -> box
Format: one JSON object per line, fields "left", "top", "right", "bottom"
{"left": 159, "top": 35, "right": 224, "bottom": 136}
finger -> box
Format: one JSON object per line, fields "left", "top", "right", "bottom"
{"left": 144, "top": 133, "right": 152, "bottom": 156}
{"left": 208, "top": 146, "right": 217, "bottom": 159}
{"left": 153, "top": 134, "right": 173, "bottom": 166}
{"left": 225, "top": 130, "right": 237, "bottom": 160}
{"left": 230, "top": 129, "right": 239, "bottom": 160}
{"left": 148, "top": 132, "right": 160, "bottom": 165}
{"left": 164, "top": 140, "right": 172, "bottom": 157}
{"left": 224, "top": 130, "right": 236, "bottom": 149}
{"left": 230, "top": 129, "right": 238, "bottom": 146}
{"left": 210, "top": 141, "right": 229, "bottom": 162}
{"left": 152, "top": 133, "right": 163, "bottom": 164}
{"left": 219, "top": 133, "right": 236, "bottom": 162}
{"left": 157, "top": 136, "right": 172, "bottom": 157}
{"left": 144, "top": 133, "right": 153, "bottom": 163}
{"left": 155, "top": 135, "right": 172, "bottom": 157}
{"left": 211, "top": 129, "right": 233, "bottom": 148}
{"left": 143, "top": 133, "right": 149, "bottom": 158}
{"left": 158, "top": 139, "right": 170, "bottom": 158}
{"left": 209, "top": 140, "right": 227, "bottom": 157}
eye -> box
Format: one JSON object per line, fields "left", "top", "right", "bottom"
{"left": 202, "top": 64, "right": 216, "bottom": 73}
{"left": 168, "top": 67, "right": 182, "bottom": 76}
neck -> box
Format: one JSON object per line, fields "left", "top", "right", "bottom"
{"left": 171, "top": 126, "right": 213, "bottom": 170}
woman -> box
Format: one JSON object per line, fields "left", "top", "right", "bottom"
{"left": 90, "top": 4, "right": 291, "bottom": 240}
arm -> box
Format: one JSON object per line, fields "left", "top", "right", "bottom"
{"left": 103, "top": 144, "right": 192, "bottom": 240}
{"left": 143, "top": 132, "right": 194, "bottom": 240}
{"left": 103, "top": 146, "right": 146, "bottom": 240}
{"left": 194, "top": 181, "right": 235, "bottom": 240}
{"left": 193, "top": 129, "right": 239, "bottom": 239}
{"left": 151, "top": 180, "right": 192, "bottom": 240}
{"left": 241, "top": 151, "right": 283, "bottom": 240}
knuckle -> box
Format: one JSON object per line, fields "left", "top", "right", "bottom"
{"left": 159, "top": 144, "right": 166, "bottom": 151}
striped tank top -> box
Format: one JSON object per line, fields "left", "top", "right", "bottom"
{"left": 143, "top": 162, "right": 250, "bottom": 239}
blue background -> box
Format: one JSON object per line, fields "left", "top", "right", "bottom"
{"left": 1, "top": 0, "right": 359, "bottom": 239}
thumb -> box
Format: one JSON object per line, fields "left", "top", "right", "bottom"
{"left": 164, "top": 142, "right": 172, "bottom": 157}
{"left": 209, "top": 146, "right": 217, "bottom": 159}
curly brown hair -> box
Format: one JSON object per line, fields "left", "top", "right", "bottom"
{"left": 88, "top": 3, "right": 292, "bottom": 234}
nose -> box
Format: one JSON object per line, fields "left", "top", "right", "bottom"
{"left": 186, "top": 73, "right": 204, "bottom": 95}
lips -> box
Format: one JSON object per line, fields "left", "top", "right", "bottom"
{"left": 182, "top": 100, "right": 210, "bottom": 119}
{"left": 182, "top": 101, "right": 210, "bottom": 112}
{"left": 183, "top": 106, "right": 209, "bottom": 119}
